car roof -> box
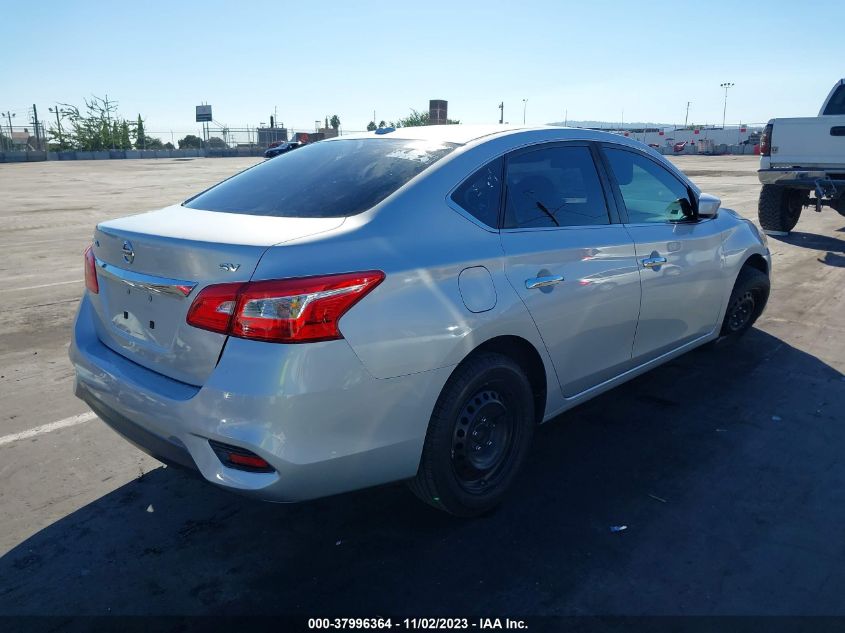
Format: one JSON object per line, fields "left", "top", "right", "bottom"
{"left": 329, "top": 124, "right": 655, "bottom": 149}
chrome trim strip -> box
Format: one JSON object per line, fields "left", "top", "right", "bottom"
{"left": 95, "top": 257, "right": 197, "bottom": 298}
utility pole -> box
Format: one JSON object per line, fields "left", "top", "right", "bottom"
{"left": 522, "top": 98, "right": 528, "bottom": 125}
{"left": 50, "top": 105, "right": 63, "bottom": 146}
{"left": 564, "top": 109, "right": 568, "bottom": 126}
{"left": 720, "top": 82, "right": 734, "bottom": 129}
{"left": 684, "top": 102, "right": 691, "bottom": 128}
{"left": 498, "top": 102, "right": 504, "bottom": 124}
{"left": 32, "top": 104, "right": 41, "bottom": 150}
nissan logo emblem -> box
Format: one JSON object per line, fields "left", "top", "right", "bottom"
{"left": 122, "top": 240, "right": 135, "bottom": 264}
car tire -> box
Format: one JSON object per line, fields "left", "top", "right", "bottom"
{"left": 758, "top": 185, "right": 803, "bottom": 235}
{"left": 719, "top": 266, "right": 770, "bottom": 337}
{"left": 409, "top": 352, "right": 535, "bottom": 517}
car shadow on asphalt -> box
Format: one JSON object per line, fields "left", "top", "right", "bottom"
{"left": 769, "top": 230, "right": 845, "bottom": 251}
{"left": 1, "top": 330, "right": 844, "bottom": 617}
{"left": 769, "top": 231, "right": 845, "bottom": 267}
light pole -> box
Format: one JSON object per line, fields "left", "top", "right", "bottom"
{"left": 2, "top": 111, "right": 14, "bottom": 137}
{"left": 684, "top": 101, "right": 691, "bottom": 128}
{"left": 498, "top": 102, "right": 504, "bottom": 124}
{"left": 522, "top": 99, "right": 528, "bottom": 125}
{"left": 720, "top": 82, "right": 734, "bottom": 129}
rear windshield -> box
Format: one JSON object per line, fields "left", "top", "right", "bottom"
{"left": 185, "top": 138, "right": 457, "bottom": 217}
{"left": 823, "top": 84, "right": 845, "bottom": 115}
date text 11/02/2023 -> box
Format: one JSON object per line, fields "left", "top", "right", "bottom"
{"left": 307, "top": 618, "right": 528, "bottom": 630}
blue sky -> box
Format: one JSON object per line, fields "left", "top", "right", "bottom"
{"left": 4, "top": 0, "right": 843, "bottom": 136}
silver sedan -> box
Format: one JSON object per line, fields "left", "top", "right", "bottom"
{"left": 70, "top": 125, "right": 771, "bottom": 516}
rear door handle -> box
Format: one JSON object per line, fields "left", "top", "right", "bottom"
{"left": 830, "top": 126, "right": 845, "bottom": 137}
{"left": 641, "top": 256, "right": 668, "bottom": 269}
{"left": 525, "top": 275, "right": 564, "bottom": 289}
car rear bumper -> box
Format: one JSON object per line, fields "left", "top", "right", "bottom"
{"left": 70, "top": 293, "right": 451, "bottom": 501}
{"left": 758, "top": 168, "right": 845, "bottom": 187}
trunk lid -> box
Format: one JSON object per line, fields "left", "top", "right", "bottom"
{"left": 89, "top": 205, "right": 345, "bottom": 385}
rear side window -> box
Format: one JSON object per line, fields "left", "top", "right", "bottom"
{"left": 450, "top": 158, "right": 504, "bottom": 228}
{"left": 503, "top": 146, "right": 610, "bottom": 229}
{"left": 186, "top": 138, "right": 457, "bottom": 217}
{"left": 604, "top": 147, "right": 690, "bottom": 224}
{"left": 823, "top": 84, "right": 845, "bottom": 115}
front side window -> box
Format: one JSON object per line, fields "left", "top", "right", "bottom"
{"left": 604, "top": 147, "right": 691, "bottom": 224}
{"left": 451, "top": 157, "right": 503, "bottom": 228}
{"left": 186, "top": 138, "right": 457, "bottom": 218}
{"left": 503, "top": 145, "right": 610, "bottom": 229}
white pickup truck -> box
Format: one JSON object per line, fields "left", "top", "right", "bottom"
{"left": 758, "top": 78, "right": 845, "bottom": 234}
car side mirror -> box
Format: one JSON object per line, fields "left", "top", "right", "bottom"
{"left": 698, "top": 193, "right": 721, "bottom": 218}
{"left": 678, "top": 197, "right": 698, "bottom": 221}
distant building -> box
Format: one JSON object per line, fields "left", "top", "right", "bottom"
{"left": 587, "top": 124, "right": 761, "bottom": 149}
{"left": 10, "top": 129, "right": 34, "bottom": 150}
{"left": 429, "top": 100, "right": 448, "bottom": 125}
{"left": 257, "top": 127, "right": 288, "bottom": 147}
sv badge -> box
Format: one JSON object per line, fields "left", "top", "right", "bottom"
{"left": 219, "top": 263, "right": 241, "bottom": 272}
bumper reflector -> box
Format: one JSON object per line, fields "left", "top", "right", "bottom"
{"left": 209, "top": 440, "right": 275, "bottom": 473}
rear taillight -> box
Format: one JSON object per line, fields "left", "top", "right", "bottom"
{"left": 186, "top": 271, "right": 385, "bottom": 343}
{"left": 84, "top": 245, "right": 99, "bottom": 294}
{"left": 760, "top": 123, "right": 773, "bottom": 156}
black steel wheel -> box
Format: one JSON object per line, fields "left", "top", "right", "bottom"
{"left": 409, "top": 352, "right": 535, "bottom": 516}
{"left": 451, "top": 388, "right": 515, "bottom": 493}
{"left": 725, "top": 290, "right": 756, "bottom": 333}
{"left": 720, "top": 266, "right": 770, "bottom": 337}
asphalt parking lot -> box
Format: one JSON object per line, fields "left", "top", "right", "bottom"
{"left": 1, "top": 155, "right": 844, "bottom": 617}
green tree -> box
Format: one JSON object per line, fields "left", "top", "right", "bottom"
{"left": 378, "top": 120, "right": 386, "bottom": 128}
{"left": 164, "top": 141, "right": 175, "bottom": 150}
{"left": 135, "top": 114, "right": 146, "bottom": 149}
{"left": 111, "top": 121, "right": 121, "bottom": 149}
{"left": 178, "top": 134, "right": 203, "bottom": 149}
{"left": 366, "top": 121, "right": 377, "bottom": 131}
{"left": 330, "top": 115, "right": 340, "bottom": 130}
{"left": 145, "top": 136, "right": 164, "bottom": 149}
{"left": 391, "top": 109, "right": 460, "bottom": 128}
{"left": 207, "top": 136, "right": 227, "bottom": 149}
{"left": 120, "top": 121, "right": 131, "bottom": 149}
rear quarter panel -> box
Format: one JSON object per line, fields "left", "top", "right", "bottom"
{"left": 249, "top": 142, "right": 563, "bottom": 414}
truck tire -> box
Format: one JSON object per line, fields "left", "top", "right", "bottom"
{"left": 833, "top": 196, "right": 845, "bottom": 218}
{"left": 758, "top": 185, "right": 803, "bottom": 235}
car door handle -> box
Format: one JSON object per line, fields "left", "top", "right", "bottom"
{"left": 525, "top": 275, "right": 564, "bottom": 289}
{"left": 641, "top": 256, "right": 668, "bottom": 269}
